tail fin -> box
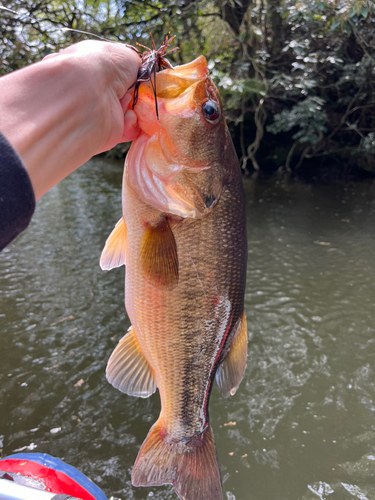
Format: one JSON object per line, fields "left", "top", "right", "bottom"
{"left": 132, "top": 418, "right": 222, "bottom": 500}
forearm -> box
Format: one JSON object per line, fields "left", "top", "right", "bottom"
{"left": 0, "top": 57, "right": 96, "bottom": 199}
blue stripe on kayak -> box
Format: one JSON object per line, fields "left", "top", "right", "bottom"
{"left": 1, "top": 453, "right": 108, "bottom": 500}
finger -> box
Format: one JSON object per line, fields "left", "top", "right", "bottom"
{"left": 122, "top": 109, "right": 140, "bottom": 142}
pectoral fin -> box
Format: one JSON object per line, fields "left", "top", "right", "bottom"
{"left": 140, "top": 217, "right": 179, "bottom": 290}
{"left": 106, "top": 326, "right": 157, "bottom": 398}
{"left": 100, "top": 217, "right": 127, "bottom": 270}
{"left": 216, "top": 311, "right": 248, "bottom": 398}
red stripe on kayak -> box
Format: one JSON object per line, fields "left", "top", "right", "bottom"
{"left": 0, "top": 459, "right": 97, "bottom": 500}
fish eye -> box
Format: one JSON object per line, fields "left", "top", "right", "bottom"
{"left": 202, "top": 100, "right": 220, "bottom": 123}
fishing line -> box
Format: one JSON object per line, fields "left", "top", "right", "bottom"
{"left": 0, "top": 6, "right": 114, "bottom": 42}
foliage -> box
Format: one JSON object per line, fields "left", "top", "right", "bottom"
{"left": 1, "top": 0, "right": 375, "bottom": 175}
{"left": 267, "top": 97, "right": 328, "bottom": 145}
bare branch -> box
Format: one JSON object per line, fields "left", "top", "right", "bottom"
{"left": 241, "top": 98, "right": 265, "bottom": 172}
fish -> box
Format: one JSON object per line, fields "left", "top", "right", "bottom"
{"left": 100, "top": 55, "right": 248, "bottom": 500}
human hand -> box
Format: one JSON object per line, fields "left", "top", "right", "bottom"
{"left": 0, "top": 40, "right": 141, "bottom": 199}
{"left": 43, "top": 41, "right": 141, "bottom": 150}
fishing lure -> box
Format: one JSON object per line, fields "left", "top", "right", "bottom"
{"left": 129, "top": 32, "right": 179, "bottom": 119}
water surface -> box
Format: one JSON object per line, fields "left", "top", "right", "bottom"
{"left": 1, "top": 159, "right": 375, "bottom": 500}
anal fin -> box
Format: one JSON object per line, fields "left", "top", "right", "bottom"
{"left": 106, "top": 326, "right": 157, "bottom": 398}
{"left": 100, "top": 217, "right": 127, "bottom": 270}
{"left": 216, "top": 310, "right": 248, "bottom": 398}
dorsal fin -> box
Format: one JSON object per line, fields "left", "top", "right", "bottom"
{"left": 106, "top": 326, "right": 157, "bottom": 398}
{"left": 216, "top": 310, "right": 248, "bottom": 398}
{"left": 140, "top": 217, "right": 179, "bottom": 289}
{"left": 100, "top": 217, "right": 127, "bottom": 270}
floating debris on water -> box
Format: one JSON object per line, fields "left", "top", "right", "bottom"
{"left": 51, "top": 315, "right": 74, "bottom": 326}
{"left": 74, "top": 379, "right": 84, "bottom": 387}
{"left": 45, "top": 364, "right": 59, "bottom": 371}
{"left": 50, "top": 427, "right": 61, "bottom": 434}
{"left": 13, "top": 443, "right": 37, "bottom": 452}
{"left": 313, "top": 241, "right": 331, "bottom": 246}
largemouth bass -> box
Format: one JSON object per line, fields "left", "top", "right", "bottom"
{"left": 100, "top": 55, "right": 248, "bottom": 500}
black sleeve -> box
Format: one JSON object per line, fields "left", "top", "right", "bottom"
{"left": 0, "top": 132, "right": 36, "bottom": 251}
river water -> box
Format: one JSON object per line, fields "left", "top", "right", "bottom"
{"left": 1, "top": 158, "right": 375, "bottom": 500}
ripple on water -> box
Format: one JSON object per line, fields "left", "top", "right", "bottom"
{"left": 1, "top": 168, "right": 375, "bottom": 499}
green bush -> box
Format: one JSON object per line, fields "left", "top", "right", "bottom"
{"left": 1, "top": 0, "right": 374, "bottom": 175}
